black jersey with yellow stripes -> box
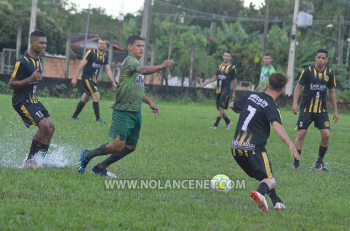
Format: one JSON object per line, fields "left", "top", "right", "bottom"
{"left": 82, "top": 49, "right": 109, "bottom": 83}
{"left": 11, "top": 52, "right": 42, "bottom": 108}
{"left": 298, "top": 66, "right": 335, "bottom": 113}
{"left": 215, "top": 63, "right": 236, "bottom": 94}
{"left": 231, "top": 92, "right": 282, "bottom": 151}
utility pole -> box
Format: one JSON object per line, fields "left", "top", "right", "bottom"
{"left": 262, "top": 0, "right": 269, "bottom": 67}
{"left": 285, "top": 0, "right": 299, "bottom": 96}
{"left": 165, "top": 23, "right": 175, "bottom": 85}
{"left": 108, "top": 34, "right": 114, "bottom": 78}
{"left": 65, "top": 30, "right": 71, "bottom": 79}
{"left": 83, "top": 4, "right": 91, "bottom": 58}
{"left": 16, "top": 23, "right": 22, "bottom": 60}
{"left": 140, "top": 0, "right": 152, "bottom": 67}
{"left": 337, "top": 15, "right": 343, "bottom": 65}
{"left": 27, "top": 0, "right": 38, "bottom": 51}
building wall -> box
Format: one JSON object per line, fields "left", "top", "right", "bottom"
{"left": 41, "top": 57, "right": 81, "bottom": 79}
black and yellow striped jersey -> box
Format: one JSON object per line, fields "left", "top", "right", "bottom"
{"left": 82, "top": 49, "right": 109, "bottom": 83}
{"left": 11, "top": 52, "right": 42, "bottom": 108}
{"left": 215, "top": 63, "right": 236, "bottom": 94}
{"left": 231, "top": 92, "right": 282, "bottom": 152}
{"left": 298, "top": 66, "right": 336, "bottom": 113}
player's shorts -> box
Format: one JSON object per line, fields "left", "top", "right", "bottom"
{"left": 14, "top": 101, "right": 50, "bottom": 128}
{"left": 82, "top": 78, "right": 99, "bottom": 96}
{"left": 216, "top": 89, "right": 231, "bottom": 109}
{"left": 296, "top": 110, "right": 330, "bottom": 130}
{"left": 231, "top": 148, "right": 274, "bottom": 181}
{"left": 109, "top": 110, "right": 142, "bottom": 147}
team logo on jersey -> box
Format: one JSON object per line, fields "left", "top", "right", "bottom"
{"left": 92, "top": 62, "right": 102, "bottom": 69}
{"left": 217, "top": 75, "right": 226, "bottom": 80}
{"left": 135, "top": 74, "right": 145, "bottom": 88}
{"left": 260, "top": 75, "right": 265, "bottom": 82}
{"left": 324, "top": 75, "right": 329, "bottom": 82}
{"left": 325, "top": 121, "right": 330, "bottom": 127}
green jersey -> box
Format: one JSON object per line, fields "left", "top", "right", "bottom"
{"left": 258, "top": 65, "right": 275, "bottom": 89}
{"left": 111, "top": 56, "right": 144, "bottom": 112}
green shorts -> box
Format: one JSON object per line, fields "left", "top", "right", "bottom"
{"left": 109, "top": 110, "right": 142, "bottom": 147}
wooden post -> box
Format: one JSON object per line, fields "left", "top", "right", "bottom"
{"left": 150, "top": 37, "right": 156, "bottom": 85}
{"left": 189, "top": 43, "right": 196, "bottom": 87}
{"left": 109, "top": 34, "right": 114, "bottom": 79}
{"left": 16, "top": 23, "right": 22, "bottom": 60}
{"left": 65, "top": 31, "right": 71, "bottom": 79}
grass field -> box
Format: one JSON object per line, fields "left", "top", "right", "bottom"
{"left": 0, "top": 94, "right": 349, "bottom": 230}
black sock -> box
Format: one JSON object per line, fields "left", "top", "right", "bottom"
{"left": 99, "top": 148, "right": 135, "bottom": 170}
{"left": 214, "top": 117, "right": 222, "bottom": 127}
{"left": 85, "top": 143, "right": 108, "bottom": 161}
{"left": 72, "top": 101, "right": 86, "bottom": 118}
{"left": 27, "top": 140, "right": 41, "bottom": 160}
{"left": 93, "top": 101, "right": 100, "bottom": 120}
{"left": 267, "top": 188, "right": 282, "bottom": 205}
{"left": 256, "top": 182, "right": 269, "bottom": 196}
{"left": 223, "top": 116, "right": 231, "bottom": 125}
{"left": 294, "top": 150, "right": 301, "bottom": 166}
{"left": 316, "top": 146, "right": 328, "bottom": 163}
{"left": 38, "top": 144, "right": 50, "bottom": 158}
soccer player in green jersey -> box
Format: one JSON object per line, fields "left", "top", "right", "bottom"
{"left": 9, "top": 31, "right": 55, "bottom": 168}
{"left": 255, "top": 53, "right": 275, "bottom": 92}
{"left": 292, "top": 49, "right": 339, "bottom": 171}
{"left": 77, "top": 35, "right": 174, "bottom": 176}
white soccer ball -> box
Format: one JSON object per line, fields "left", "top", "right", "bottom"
{"left": 210, "top": 174, "right": 232, "bottom": 193}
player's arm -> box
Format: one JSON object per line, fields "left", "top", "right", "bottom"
{"left": 258, "top": 83, "right": 268, "bottom": 92}
{"left": 292, "top": 83, "right": 303, "bottom": 115}
{"left": 136, "top": 60, "right": 174, "bottom": 75}
{"left": 201, "top": 75, "right": 218, "bottom": 88}
{"left": 143, "top": 95, "right": 159, "bottom": 118}
{"left": 272, "top": 121, "right": 300, "bottom": 160}
{"left": 104, "top": 64, "right": 117, "bottom": 90}
{"left": 71, "top": 58, "right": 88, "bottom": 87}
{"left": 232, "top": 78, "right": 237, "bottom": 100}
{"left": 329, "top": 88, "right": 339, "bottom": 124}
{"left": 9, "top": 62, "right": 42, "bottom": 90}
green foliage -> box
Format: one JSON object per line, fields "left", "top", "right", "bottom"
{"left": 35, "top": 87, "right": 50, "bottom": 98}
{"left": 53, "top": 84, "right": 68, "bottom": 98}
{"left": 0, "top": 81, "right": 11, "bottom": 94}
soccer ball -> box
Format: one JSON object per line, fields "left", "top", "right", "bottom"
{"left": 210, "top": 174, "right": 232, "bottom": 193}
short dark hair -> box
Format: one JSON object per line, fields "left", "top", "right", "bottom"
{"left": 126, "top": 35, "right": 144, "bottom": 47}
{"left": 316, "top": 48, "right": 328, "bottom": 57}
{"left": 269, "top": 72, "right": 288, "bottom": 91}
{"left": 30, "top": 31, "right": 46, "bottom": 42}
{"left": 224, "top": 50, "right": 232, "bottom": 56}
{"left": 98, "top": 38, "right": 106, "bottom": 43}
{"left": 264, "top": 53, "right": 272, "bottom": 58}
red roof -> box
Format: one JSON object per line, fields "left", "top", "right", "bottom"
{"left": 71, "top": 36, "right": 124, "bottom": 51}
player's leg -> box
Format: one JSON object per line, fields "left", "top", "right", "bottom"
{"left": 314, "top": 113, "right": 331, "bottom": 171}
{"left": 220, "top": 91, "right": 233, "bottom": 129}
{"left": 91, "top": 91, "right": 105, "bottom": 123}
{"left": 293, "top": 111, "right": 312, "bottom": 169}
{"left": 211, "top": 95, "right": 221, "bottom": 129}
{"left": 72, "top": 93, "right": 90, "bottom": 121}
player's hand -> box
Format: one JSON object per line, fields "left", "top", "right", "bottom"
{"left": 201, "top": 83, "right": 206, "bottom": 88}
{"left": 30, "top": 69, "right": 42, "bottom": 82}
{"left": 232, "top": 93, "right": 236, "bottom": 101}
{"left": 229, "top": 102, "right": 234, "bottom": 110}
{"left": 289, "top": 145, "right": 300, "bottom": 160}
{"left": 149, "top": 103, "right": 160, "bottom": 118}
{"left": 71, "top": 79, "right": 77, "bottom": 87}
{"left": 112, "top": 82, "right": 118, "bottom": 91}
{"left": 292, "top": 104, "right": 298, "bottom": 115}
{"left": 162, "top": 59, "right": 174, "bottom": 68}
{"left": 333, "top": 111, "right": 339, "bottom": 124}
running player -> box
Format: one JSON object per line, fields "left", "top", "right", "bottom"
{"left": 230, "top": 72, "right": 299, "bottom": 213}
{"left": 201, "top": 51, "right": 237, "bottom": 130}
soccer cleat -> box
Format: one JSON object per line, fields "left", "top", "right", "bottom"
{"left": 92, "top": 165, "right": 108, "bottom": 177}
{"left": 77, "top": 149, "right": 90, "bottom": 174}
{"left": 293, "top": 159, "right": 300, "bottom": 170}
{"left": 274, "top": 202, "right": 286, "bottom": 210}
{"left": 250, "top": 190, "right": 268, "bottom": 213}
{"left": 97, "top": 118, "right": 106, "bottom": 124}
{"left": 210, "top": 126, "right": 217, "bottom": 130}
{"left": 315, "top": 162, "right": 329, "bottom": 171}
{"left": 226, "top": 121, "right": 234, "bottom": 130}
{"left": 71, "top": 117, "right": 81, "bottom": 122}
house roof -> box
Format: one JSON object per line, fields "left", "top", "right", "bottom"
{"left": 71, "top": 34, "right": 124, "bottom": 51}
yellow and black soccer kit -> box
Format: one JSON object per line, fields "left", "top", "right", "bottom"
{"left": 231, "top": 93, "right": 282, "bottom": 181}
{"left": 11, "top": 52, "right": 50, "bottom": 128}
{"left": 296, "top": 66, "right": 335, "bottom": 130}
{"left": 215, "top": 63, "right": 236, "bottom": 109}
{"left": 81, "top": 49, "right": 109, "bottom": 96}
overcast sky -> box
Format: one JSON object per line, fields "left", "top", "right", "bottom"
{"left": 68, "top": 0, "right": 265, "bottom": 18}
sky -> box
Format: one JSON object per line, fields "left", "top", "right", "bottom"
{"left": 68, "top": 0, "right": 265, "bottom": 18}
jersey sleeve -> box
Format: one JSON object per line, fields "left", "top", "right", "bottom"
{"left": 266, "top": 105, "right": 282, "bottom": 125}
{"left": 233, "top": 97, "right": 247, "bottom": 112}
{"left": 104, "top": 54, "right": 109, "bottom": 65}
{"left": 125, "top": 57, "right": 141, "bottom": 72}
{"left": 11, "top": 61, "right": 26, "bottom": 80}
{"left": 328, "top": 70, "right": 336, "bottom": 89}
{"left": 230, "top": 66, "right": 237, "bottom": 80}
{"left": 270, "top": 67, "right": 275, "bottom": 75}
{"left": 84, "top": 50, "right": 93, "bottom": 61}
{"left": 297, "top": 67, "right": 310, "bottom": 86}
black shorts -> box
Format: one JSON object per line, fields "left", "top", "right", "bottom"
{"left": 14, "top": 101, "right": 50, "bottom": 128}
{"left": 216, "top": 89, "right": 231, "bottom": 109}
{"left": 82, "top": 78, "right": 99, "bottom": 96}
{"left": 231, "top": 148, "right": 274, "bottom": 181}
{"left": 296, "top": 111, "right": 330, "bottom": 130}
